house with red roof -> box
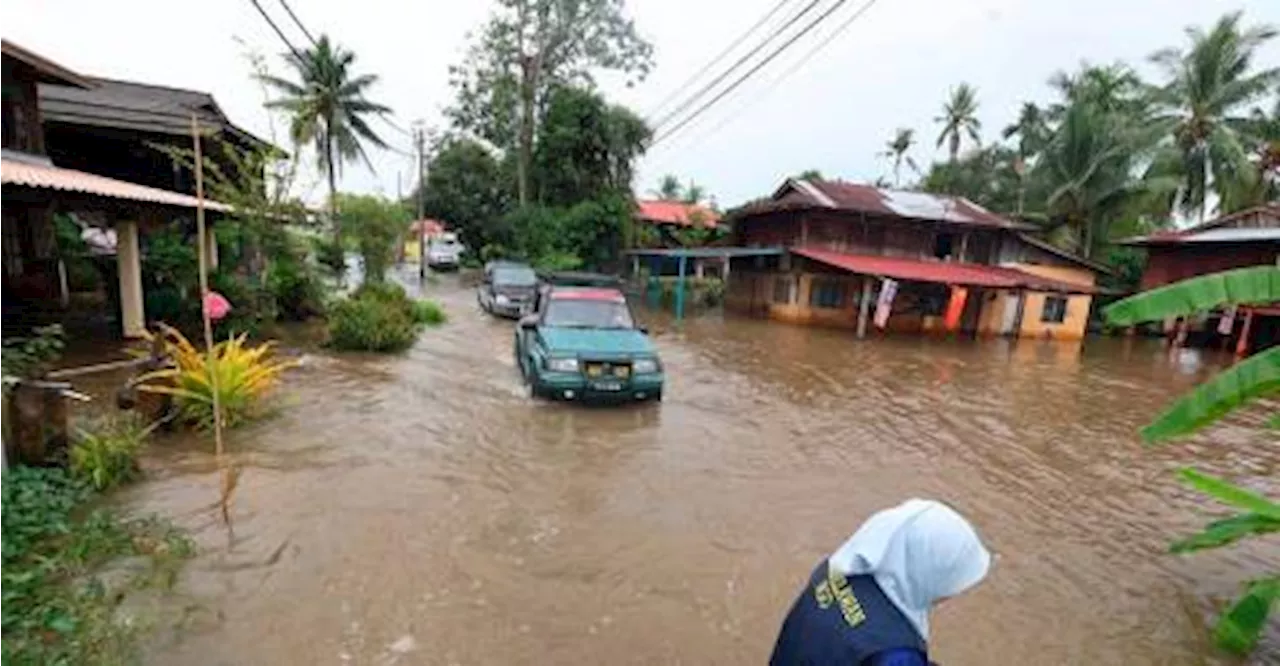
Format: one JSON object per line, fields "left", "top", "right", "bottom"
{"left": 1119, "top": 204, "right": 1278, "bottom": 354}
{"left": 722, "top": 178, "right": 1109, "bottom": 339}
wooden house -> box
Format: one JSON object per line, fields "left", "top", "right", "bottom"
{"left": 723, "top": 178, "right": 1109, "bottom": 339}
{"left": 1119, "top": 204, "right": 1279, "bottom": 353}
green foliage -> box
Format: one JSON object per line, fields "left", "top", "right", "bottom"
{"left": 70, "top": 415, "right": 146, "bottom": 491}
{"left": 265, "top": 236, "right": 328, "bottom": 321}
{"left": 879, "top": 128, "right": 920, "bottom": 187}
{"left": 337, "top": 193, "right": 411, "bottom": 284}
{"left": 533, "top": 85, "right": 651, "bottom": 207}
{"left": 142, "top": 225, "right": 201, "bottom": 326}
{"left": 1104, "top": 265, "right": 1280, "bottom": 326}
{"left": 411, "top": 300, "right": 448, "bottom": 326}
{"left": 920, "top": 145, "right": 1023, "bottom": 213}
{"left": 209, "top": 269, "right": 279, "bottom": 338}
{"left": 419, "top": 135, "right": 512, "bottom": 253}
{"left": 1, "top": 324, "right": 65, "bottom": 382}
{"left": 935, "top": 83, "right": 982, "bottom": 161}
{"left": 1104, "top": 266, "right": 1279, "bottom": 655}
{"left": 313, "top": 235, "right": 347, "bottom": 276}
{"left": 501, "top": 195, "right": 632, "bottom": 271}
{"left": 654, "top": 276, "right": 725, "bottom": 308}
{"left": 1, "top": 466, "right": 193, "bottom": 666}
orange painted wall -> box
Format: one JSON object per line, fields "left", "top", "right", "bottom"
{"left": 1008, "top": 263, "right": 1096, "bottom": 340}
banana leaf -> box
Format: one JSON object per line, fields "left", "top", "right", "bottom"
{"left": 1213, "top": 576, "right": 1280, "bottom": 655}
{"left": 1177, "top": 468, "right": 1280, "bottom": 520}
{"left": 1141, "top": 347, "right": 1280, "bottom": 442}
{"left": 1170, "top": 513, "right": 1280, "bottom": 553}
{"left": 1103, "top": 265, "right": 1280, "bottom": 326}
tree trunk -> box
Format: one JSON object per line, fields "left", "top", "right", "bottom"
{"left": 326, "top": 134, "right": 339, "bottom": 246}
{"left": 517, "top": 57, "right": 536, "bottom": 207}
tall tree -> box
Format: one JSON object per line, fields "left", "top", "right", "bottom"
{"left": 1149, "top": 12, "right": 1280, "bottom": 220}
{"left": 531, "top": 86, "right": 650, "bottom": 208}
{"left": 448, "top": 0, "right": 654, "bottom": 206}
{"left": 1002, "top": 102, "right": 1049, "bottom": 213}
{"left": 651, "top": 174, "right": 682, "bottom": 199}
{"left": 420, "top": 135, "right": 513, "bottom": 253}
{"left": 261, "top": 36, "right": 392, "bottom": 246}
{"left": 935, "top": 83, "right": 982, "bottom": 161}
{"left": 878, "top": 128, "right": 919, "bottom": 187}
{"left": 682, "top": 180, "right": 706, "bottom": 204}
{"left": 1221, "top": 99, "right": 1280, "bottom": 210}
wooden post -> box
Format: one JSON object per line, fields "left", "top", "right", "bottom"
{"left": 856, "top": 276, "right": 873, "bottom": 338}
{"left": 675, "top": 254, "right": 687, "bottom": 321}
{"left": 1236, "top": 308, "right": 1254, "bottom": 357}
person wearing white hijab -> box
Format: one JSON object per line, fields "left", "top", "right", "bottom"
{"left": 769, "top": 499, "right": 992, "bottom": 666}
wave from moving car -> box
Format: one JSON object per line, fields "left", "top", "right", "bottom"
{"left": 513, "top": 282, "right": 663, "bottom": 403}
{"left": 479, "top": 261, "right": 538, "bottom": 318}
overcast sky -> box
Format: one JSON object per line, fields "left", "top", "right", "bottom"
{"left": 5, "top": 0, "right": 1278, "bottom": 208}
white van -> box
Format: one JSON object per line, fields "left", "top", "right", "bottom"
{"left": 426, "top": 233, "right": 463, "bottom": 270}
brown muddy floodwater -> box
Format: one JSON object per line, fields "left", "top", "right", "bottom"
{"left": 113, "top": 269, "right": 1277, "bottom": 666}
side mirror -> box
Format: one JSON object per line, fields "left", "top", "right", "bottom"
{"left": 519, "top": 315, "right": 538, "bottom": 330}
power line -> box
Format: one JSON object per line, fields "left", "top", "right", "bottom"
{"left": 645, "top": 0, "right": 798, "bottom": 120}
{"left": 653, "top": 0, "right": 883, "bottom": 157}
{"left": 380, "top": 115, "right": 413, "bottom": 138}
{"left": 247, "top": 0, "right": 305, "bottom": 61}
{"left": 653, "top": 0, "right": 874, "bottom": 147}
{"left": 277, "top": 0, "right": 319, "bottom": 47}
{"left": 650, "top": 0, "right": 825, "bottom": 131}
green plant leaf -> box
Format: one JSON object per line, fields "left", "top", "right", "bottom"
{"left": 1103, "top": 265, "right": 1280, "bottom": 326}
{"left": 1170, "top": 512, "right": 1280, "bottom": 553}
{"left": 1140, "top": 346, "right": 1280, "bottom": 442}
{"left": 1213, "top": 576, "right": 1280, "bottom": 655}
{"left": 1178, "top": 468, "right": 1280, "bottom": 520}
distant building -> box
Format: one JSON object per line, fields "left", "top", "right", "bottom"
{"left": 1119, "top": 204, "right": 1279, "bottom": 353}
{"left": 722, "top": 178, "right": 1110, "bottom": 339}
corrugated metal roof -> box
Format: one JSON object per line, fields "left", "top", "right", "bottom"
{"left": 39, "top": 77, "right": 272, "bottom": 149}
{"left": 2, "top": 156, "right": 231, "bottom": 211}
{"left": 635, "top": 200, "right": 720, "bottom": 228}
{"left": 744, "top": 179, "right": 1029, "bottom": 229}
{"left": 792, "top": 247, "right": 1096, "bottom": 293}
{"left": 1, "top": 40, "right": 92, "bottom": 88}
{"left": 1177, "top": 227, "right": 1280, "bottom": 242}
{"left": 1120, "top": 203, "right": 1280, "bottom": 245}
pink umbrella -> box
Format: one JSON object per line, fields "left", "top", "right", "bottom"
{"left": 204, "top": 291, "right": 232, "bottom": 321}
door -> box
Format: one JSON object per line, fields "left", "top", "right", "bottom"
{"left": 1000, "top": 291, "right": 1022, "bottom": 336}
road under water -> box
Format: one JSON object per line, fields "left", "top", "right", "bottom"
{"left": 119, "top": 271, "right": 1277, "bottom": 665}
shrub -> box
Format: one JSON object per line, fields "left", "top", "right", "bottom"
{"left": 1, "top": 466, "right": 193, "bottom": 666}
{"left": 412, "top": 300, "right": 448, "bottom": 326}
{"left": 327, "top": 293, "right": 419, "bottom": 352}
{"left": 267, "top": 254, "right": 327, "bottom": 321}
{"left": 313, "top": 235, "right": 347, "bottom": 276}
{"left": 136, "top": 324, "right": 295, "bottom": 430}
{"left": 210, "top": 270, "right": 278, "bottom": 338}
{"left": 70, "top": 415, "right": 147, "bottom": 491}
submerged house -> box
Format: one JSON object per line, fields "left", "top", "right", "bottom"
{"left": 1, "top": 40, "right": 267, "bottom": 338}
{"left": 1119, "top": 204, "right": 1279, "bottom": 353}
{"left": 723, "top": 178, "right": 1109, "bottom": 339}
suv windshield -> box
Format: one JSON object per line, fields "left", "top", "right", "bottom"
{"left": 493, "top": 266, "right": 537, "bottom": 287}
{"left": 543, "top": 299, "right": 634, "bottom": 329}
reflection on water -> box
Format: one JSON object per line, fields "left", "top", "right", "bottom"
{"left": 125, "top": 270, "right": 1277, "bottom": 665}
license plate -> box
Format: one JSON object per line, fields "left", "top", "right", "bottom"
{"left": 591, "top": 381, "right": 622, "bottom": 392}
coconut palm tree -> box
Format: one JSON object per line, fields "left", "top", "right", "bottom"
{"left": 1149, "top": 12, "right": 1280, "bottom": 221}
{"left": 878, "top": 128, "right": 919, "bottom": 187}
{"left": 1002, "top": 103, "right": 1049, "bottom": 214}
{"left": 651, "top": 174, "right": 682, "bottom": 200}
{"left": 935, "top": 83, "right": 982, "bottom": 161}
{"left": 261, "top": 35, "right": 393, "bottom": 246}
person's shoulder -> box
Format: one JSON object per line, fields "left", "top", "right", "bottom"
{"left": 865, "top": 647, "right": 929, "bottom": 666}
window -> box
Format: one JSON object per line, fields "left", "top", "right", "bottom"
{"left": 809, "top": 279, "right": 846, "bottom": 309}
{"left": 933, "top": 233, "right": 955, "bottom": 260}
{"left": 773, "top": 276, "right": 796, "bottom": 304}
{"left": 1041, "top": 296, "right": 1068, "bottom": 324}
{"left": 543, "top": 299, "right": 634, "bottom": 329}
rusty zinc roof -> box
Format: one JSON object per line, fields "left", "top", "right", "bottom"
{"left": 2, "top": 155, "right": 231, "bottom": 211}
{"left": 736, "top": 178, "right": 1033, "bottom": 230}
{"left": 793, "top": 247, "right": 1097, "bottom": 294}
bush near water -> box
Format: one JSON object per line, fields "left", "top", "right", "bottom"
{"left": 328, "top": 282, "right": 447, "bottom": 352}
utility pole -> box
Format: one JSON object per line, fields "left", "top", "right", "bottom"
{"left": 414, "top": 121, "right": 427, "bottom": 281}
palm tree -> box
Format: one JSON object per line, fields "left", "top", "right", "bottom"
{"left": 683, "top": 181, "right": 706, "bottom": 204}
{"left": 935, "top": 83, "right": 982, "bottom": 161}
{"left": 261, "top": 35, "right": 392, "bottom": 246}
{"left": 878, "top": 128, "right": 919, "bottom": 187}
{"left": 1149, "top": 12, "right": 1280, "bottom": 221}
{"left": 1002, "top": 103, "right": 1049, "bottom": 213}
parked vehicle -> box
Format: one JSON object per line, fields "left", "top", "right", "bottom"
{"left": 479, "top": 261, "right": 539, "bottom": 318}
{"left": 514, "top": 285, "right": 663, "bottom": 402}
{"left": 426, "top": 233, "right": 463, "bottom": 270}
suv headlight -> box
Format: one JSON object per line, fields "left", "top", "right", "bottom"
{"left": 633, "top": 358, "right": 660, "bottom": 374}
{"left": 495, "top": 294, "right": 510, "bottom": 305}
{"left": 546, "top": 357, "right": 579, "bottom": 373}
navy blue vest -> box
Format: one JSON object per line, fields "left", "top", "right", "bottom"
{"left": 770, "top": 561, "right": 927, "bottom": 666}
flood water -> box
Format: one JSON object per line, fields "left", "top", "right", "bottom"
{"left": 114, "top": 268, "right": 1277, "bottom": 665}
